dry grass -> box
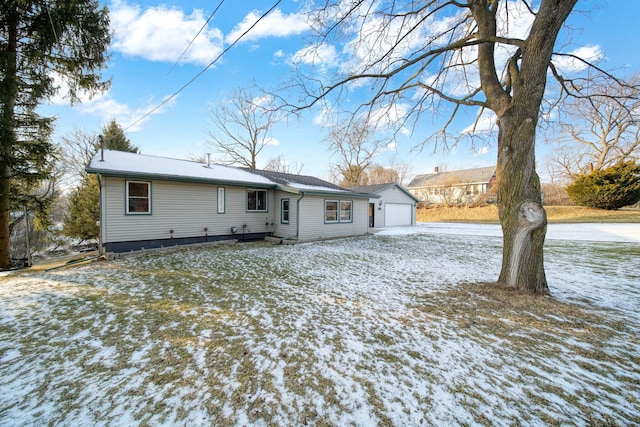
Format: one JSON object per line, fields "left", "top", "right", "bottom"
{"left": 418, "top": 205, "right": 640, "bottom": 223}
{"left": 2, "top": 235, "right": 639, "bottom": 425}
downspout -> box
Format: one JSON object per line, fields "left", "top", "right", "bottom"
{"left": 296, "top": 192, "right": 305, "bottom": 240}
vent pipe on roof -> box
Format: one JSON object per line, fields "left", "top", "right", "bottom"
{"left": 99, "top": 135, "right": 104, "bottom": 161}
{"left": 207, "top": 153, "right": 211, "bottom": 168}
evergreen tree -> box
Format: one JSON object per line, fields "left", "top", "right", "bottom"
{"left": 567, "top": 161, "right": 640, "bottom": 210}
{"left": 62, "top": 175, "right": 100, "bottom": 241}
{"left": 62, "top": 121, "right": 139, "bottom": 241}
{"left": 0, "top": 0, "right": 110, "bottom": 268}
{"left": 98, "top": 120, "right": 140, "bottom": 153}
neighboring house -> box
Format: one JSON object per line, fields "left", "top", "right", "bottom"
{"left": 407, "top": 166, "right": 496, "bottom": 206}
{"left": 347, "top": 183, "right": 419, "bottom": 228}
{"left": 86, "top": 150, "right": 374, "bottom": 257}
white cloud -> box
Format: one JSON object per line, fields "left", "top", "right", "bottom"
{"left": 291, "top": 44, "right": 338, "bottom": 67}
{"left": 264, "top": 137, "right": 280, "bottom": 147}
{"left": 383, "top": 141, "right": 397, "bottom": 151}
{"left": 225, "top": 9, "right": 309, "bottom": 44}
{"left": 79, "top": 93, "right": 177, "bottom": 132}
{"left": 552, "top": 45, "right": 604, "bottom": 74}
{"left": 475, "top": 146, "right": 490, "bottom": 157}
{"left": 110, "top": 0, "right": 224, "bottom": 65}
{"left": 312, "top": 107, "right": 333, "bottom": 127}
{"left": 367, "top": 103, "right": 410, "bottom": 130}
{"left": 462, "top": 110, "right": 497, "bottom": 135}
{"left": 48, "top": 71, "right": 105, "bottom": 106}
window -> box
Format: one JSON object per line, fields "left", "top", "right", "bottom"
{"left": 217, "top": 187, "right": 225, "bottom": 213}
{"left": 325, "top": 200, "right": 338, "bottom": 222}
{"left": 325, "top": 199, "right": 353, "bottom": 223}
{"left": 247, "top": 189, "right": 267, "bottom": 211}
{"left": 281, "top": 199, "right": 290, "bottom": 223}
{"left": 126, "top": 181, "right": 151, "bottom": 214}
{"left": 340, "top": 201, "right": 352, "bottom": 222}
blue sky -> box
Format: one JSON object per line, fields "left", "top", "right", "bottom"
{"left": 42, "top": 0, "right": 640, "bottom": 182}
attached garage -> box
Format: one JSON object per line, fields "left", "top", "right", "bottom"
{"left": 384, "top": 203, "right": 413, "bottom": 226}
{"left": 347, "top": 183, "right": 419, "bottom": 228}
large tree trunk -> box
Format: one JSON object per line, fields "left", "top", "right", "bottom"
{"left": 469, "top": 0, "right": 577, "bottom": 293}
{"left": 0, "top": 7, "right": 18, "bottom": 269}
{"left": 496, "top": 110, "right": 548, "bottom": 293}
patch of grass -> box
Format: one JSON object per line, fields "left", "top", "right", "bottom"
{"left": 410, "top": 281, "right": 639, "bottom": 425}
{"left": 418, "top": 205, "right": 640, "bottom": 223}
{"left": 1, "top": 237, "right": 638, "bottom": 426}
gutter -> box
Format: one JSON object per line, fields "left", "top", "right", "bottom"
{"left": 85, "top": 168, "right": 275, "bottom": 190}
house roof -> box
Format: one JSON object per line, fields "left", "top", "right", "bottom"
{"left": 86, "top": 150, "right": 366, "bottom": 197}
{"left": 244, "top": 168, "right": 347, "bottom": 193}
{"left": 347, "top": 183, "right": 419, "bottom": 202}
{"left": 407, "top": 166, "right": 496, "bottom": 188}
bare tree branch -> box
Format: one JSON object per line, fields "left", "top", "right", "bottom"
{"left": 206, "top": 87, "right": 282, "bottom": 169}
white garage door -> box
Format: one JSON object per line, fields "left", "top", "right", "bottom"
{"left": 385, "top": 203, "right": 412, "bottom": 226}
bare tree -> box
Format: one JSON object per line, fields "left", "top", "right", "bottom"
{"left": 367, "top": 164, "right": 399, "bottom": 184}
{"left": 207, "top": 87, "right": 281, "bottom": 169}
{"left": 387, "top": 157, "right": 413, "bottom": 185}
{"left": 59, "top": 121, "right": 139, "bottom": 185}
{"left": 280, "top": 0, "right": 634, "bottom": 294}
{"left": 436, "top": 174, "right": 463, "bottom": 207}
{"left": 59, "top": 128, "right": 98, "bottom": 182}
{"left": 264, "top": 155, "right": 304, "bottom": 174}
{"left": 549, "top": 75, "right": 640, "bottom": 179}
{"left": 327, "top": 118, "right": 385, "bottom": 187}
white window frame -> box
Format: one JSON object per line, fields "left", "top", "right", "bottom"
{"left": 340, "top": 200, "right": 353, "bottom": 222}
{"left": 217, "top": 187, "right": 225, "bottom": 213}
{"left": 281, "top": 198, "right": 290, "bottom": 224}
{"left": 325, "top": 199, "right": 353, "bottom": 223}
{"left": 325, "top": 200, "right": 339, "bottom": 223}
{"left": 126, "top": 180, "right": 151, "bottom": 214}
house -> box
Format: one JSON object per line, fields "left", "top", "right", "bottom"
{"left": 86, "top": 150, "right": 375, "bottom": 257}
{"left": 347, "top": 183, "right": 419, "bottom": 228}
{"left": 407, "top": 166, "right": 496, "bottom": 206}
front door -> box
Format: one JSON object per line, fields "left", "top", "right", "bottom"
{"left": 368, "top": 203, "right": 375, "bottom": 228}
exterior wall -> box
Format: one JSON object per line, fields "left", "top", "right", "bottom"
{"left": 375, "top": 187, "right": 417, "bottom": 227}
{"left": 410, "top": 182, "right": 490, "bottom": 206}
{"left": 100, "top": 176, "right": 275, "bottom": 251}
{"left": 273, "top": 190, "right": 299, "bottom": 240}
{"left": 297, "top": 195, "right": 369, "bottom": 241}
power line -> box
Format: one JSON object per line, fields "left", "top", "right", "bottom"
{"left": 44, "top": 1, "right": 59, "bottom": 44}
{"left": 124, "top": 0, "right": 282, "bottom": 132}
{"left": 166, "top": 0, "right": 225, "bottom": 76}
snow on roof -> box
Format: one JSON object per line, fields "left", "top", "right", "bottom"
{"left": 347, "top": 183, "right": 420, "bottom": 201}
{"left": 86, "top": 150, "right": 360, "bottom": 196}
{"left": 242, "top": 168, "right": 349, "bottom": 192}
{"left": 86, "top": 150, "right": 274, "bottom": 186}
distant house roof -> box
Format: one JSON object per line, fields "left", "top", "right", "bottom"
{"left": 347, "top": 183, "right": 419, "bottom": 202}
{"left": 407, "top": 166, "right": 496, "bottom": 188}
{"left": 86, "top": 150, "right": 365, "bottom": 197}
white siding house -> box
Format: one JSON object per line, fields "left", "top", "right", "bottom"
{"left": 347, "top": 183, "right": 419, "bottom": 228}
{"left": 407, "top": 166, "right": 497, "bottom": 206}
{"left": 87, "top": 150, "right": 372, "bottom": 256}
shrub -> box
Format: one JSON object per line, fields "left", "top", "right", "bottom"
{"left": 566, "top": 161, "right": 640, "bottom": 210}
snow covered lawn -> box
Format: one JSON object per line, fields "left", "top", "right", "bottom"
{"left": 1, "top": 223, "right": 639, "bottom": 426}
